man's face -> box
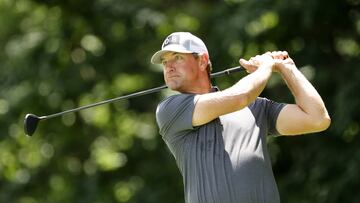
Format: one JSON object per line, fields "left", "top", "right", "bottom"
{"left": 161, "top": 52, "right": 200, "bottom": 92}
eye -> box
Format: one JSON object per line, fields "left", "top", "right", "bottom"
{"left": 161, "top": 60, "right": 167, "bottom": 66}
{"left": 174, "top": 54, "right": 183, "bottom": 61}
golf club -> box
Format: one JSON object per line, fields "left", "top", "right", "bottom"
{"left": 24, "top": 66, "right": 245, "bottom": 136}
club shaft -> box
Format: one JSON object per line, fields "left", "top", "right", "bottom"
{"left": 39, "top": 85, "right": 168, "bottom": 120}
{"left": 210, "top": 66, "right": 244, "bottom": 78}
{"left": 39, "top": 66, "right": 244, "bottom": 120}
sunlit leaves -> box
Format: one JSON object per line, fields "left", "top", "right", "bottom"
{"left": 299, "top": 65, "right": 315, "bottom": 81}
{"left": 81, "top": 34, "right": 106, "bottom": 56}
{"left": 0, "top": 99, "right": 10, "bottom": 115}
{"left": 135, "top": 8, "right": 165, "bottom": 28}
{"left": 114, "top": 177, "right": 144, "bottom": 202}
{"left": 91, "top": 136, "right": 127, "bottom": 171}
{"left": 335, "top": 38, "right": 360, "bottom": 57}
{"left": 245, "top": 11, "right": 279, "bottom": 37}
{"left": 174, "top": 13, "right": 200, "bottom": 31}
{"left": 110, "top": 22, "right": 126, "bottom": 42}
{"left": 70, "top": 48, "right": 87, "bottom": 64}
{"left": 112, "top": 74, "right": 147, "bottom": 93}
{"left": 224, "top": 0, "right": 247, "bottom": 4}
{"left": 5, "top": 32, "right": 45, "bottom": 58}
{"left": 228, "top": 40, "right": 244, "bottom": 59}
{"left": 290, "top": 37, "right": 305, "bottom": 52}
{"left": 343, "top": 122, "right": 359, "bottom": 142}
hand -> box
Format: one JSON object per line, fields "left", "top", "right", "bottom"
{"left": 239, "top": 52, "right": 275, "bottom": 73}
{"left": 269, "top": 51, "right": 296, "bottom": 72}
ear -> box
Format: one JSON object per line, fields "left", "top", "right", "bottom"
{"left": 198, "top": 54, "right": 209, "bottom": 71}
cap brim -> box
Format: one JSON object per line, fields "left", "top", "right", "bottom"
{"left": 150, "top": 50, "right": 170, "bottom": 64}
{"left": 150, "top": 45, "right": 193, "bottom": 64}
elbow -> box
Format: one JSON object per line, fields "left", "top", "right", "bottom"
{"left": 322, "top": 115, "right": 332, "bottom": 130}
{"left": 237, "top": 93, "right": 251, "bottom": 110}
{"left": 314, "top": 114, "right": 331, "bottom": 132}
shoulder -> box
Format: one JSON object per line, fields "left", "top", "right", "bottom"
{"left": 156, "top": 93, "right": 197, "bottom": 137}
{"left": 157, "top": 94, "right": 195, "bottom": 110}
{"left": 156, "top": 93, "right": 196, "bottom": 119}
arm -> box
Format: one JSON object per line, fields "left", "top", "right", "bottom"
{"left": 192, "top": 53, "right": 274, "bottom": 126}
{"left": 273, "top": 52, "right": 331, "bottom": 135}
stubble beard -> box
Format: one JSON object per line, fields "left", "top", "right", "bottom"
{"left": 166, "top": 76, "right": 186, "bottom": 92}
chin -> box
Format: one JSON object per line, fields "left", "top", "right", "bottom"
{"left": 165, "top": 82, "right": 175, "bottom": 89}
{"left": 167, "top": 83, "right": 181, "bottom": 91}
{"left": 168, "top": 85, "right": 180, "bottom": 91}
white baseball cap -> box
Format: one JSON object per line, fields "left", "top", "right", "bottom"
{"left": 150, "top": 32, "right": 209, "bottom": 64}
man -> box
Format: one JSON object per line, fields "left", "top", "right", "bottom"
{"left": 151, "top": 32, "right": 330, "bottom": 203}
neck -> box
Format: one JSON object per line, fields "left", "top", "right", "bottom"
{"left": 180, "top": 76, "right": 212, "bottom": 94}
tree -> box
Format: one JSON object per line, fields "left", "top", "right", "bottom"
{"left": 0, "top": 0, "right": 359, "bottom": 202}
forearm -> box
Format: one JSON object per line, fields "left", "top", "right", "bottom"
{"left": 193, "top": 64, "right": 273, "bottom": 126}
{"left": 278, "top": 65, "right": 330, "bottom": 124}
{"left": 221, "top": 64, "right": 273, "bottom": 108}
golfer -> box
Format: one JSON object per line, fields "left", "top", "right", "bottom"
{"left": 151, "top": 32, "right": 330, "bottom": 203}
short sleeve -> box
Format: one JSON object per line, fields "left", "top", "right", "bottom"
{"left": 156, "top": 94, "right": 196, "bottom": 141}
{"left": 263, "top": 98, "right": 286, "bottom": 135}
{"left": 250, "top": 97, "right": 286, "bottom": 136}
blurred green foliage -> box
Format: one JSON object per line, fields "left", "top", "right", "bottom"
{"left": 1, "top": 0, "right": 360, "bottom": 202}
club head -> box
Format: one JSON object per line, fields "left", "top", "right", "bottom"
{"left": 24, "top": 114, "right": 40, "bottom": 136}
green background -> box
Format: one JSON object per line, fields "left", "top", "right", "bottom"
{"left": 1, "top": 0, "right": 359, "bottom": 202}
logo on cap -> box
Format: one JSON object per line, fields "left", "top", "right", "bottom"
{"left": 162, "top": 34, "right": 180, "bottom": 48}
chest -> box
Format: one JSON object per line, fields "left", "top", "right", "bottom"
{"left": 219, "top": 107, "right": 257, "bottom": 132}
{"left": 218, "top": 107, "right": 267, "bottom": 153}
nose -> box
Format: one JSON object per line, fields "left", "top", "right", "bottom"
{"left": 164, "top": 61, "right": 175, "bottom": 73}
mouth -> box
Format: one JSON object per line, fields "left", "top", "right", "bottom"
{"left": 166, "top": 75, "right": 179, "bottom": 79}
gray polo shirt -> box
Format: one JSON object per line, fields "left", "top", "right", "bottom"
{"left": 156, "top": 94, "right": 285, "bottom": 203}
